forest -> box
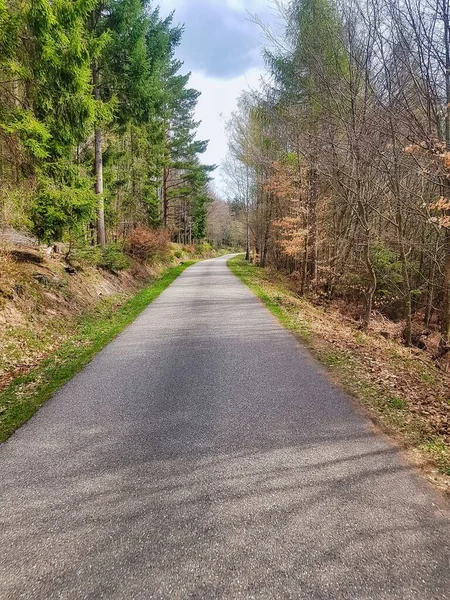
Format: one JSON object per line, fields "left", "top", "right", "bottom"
{"left": 0, "top": 0, "right": 218, "bottom": 252}
{"left": 0, "top": 2, "right": 449, "bottom": 593}
{"left": 226, "top": 0, "right": 450, "bottom": 358}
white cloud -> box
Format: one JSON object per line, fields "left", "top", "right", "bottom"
{"left": 159, "top": 0, "right": 269, "bottom": 11}
{"left": 157, "top": 1, "right": 269, "bottom": 190}
{"left": 189, "top": 68, "right": 262, "bottom": 189}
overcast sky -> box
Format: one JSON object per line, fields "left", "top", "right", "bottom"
{"left": 158, "top": 0, "right": 272, "bottom": 193}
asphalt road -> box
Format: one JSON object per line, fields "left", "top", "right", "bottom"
{"left": 1, "top": 256, "right": 449, "bottom": 599}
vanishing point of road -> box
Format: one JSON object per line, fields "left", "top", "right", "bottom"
{"left": 0, "top": 256, "right": 449, "bottom": 599}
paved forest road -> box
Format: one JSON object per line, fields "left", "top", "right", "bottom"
{"left": 1, "top": 256, "right": 449, "bottom": 599}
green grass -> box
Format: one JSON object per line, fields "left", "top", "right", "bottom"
{"left": 422, "top": 439, "right": 450, "bottom": 476}
{"left": 388, "top": 396, "right": 407, "bottom": 410}
{"left": 228, "top": 255, "right": 312, "bottom": 342}
{"left": 0, "top": 261, "right": 196, "bottom": 442}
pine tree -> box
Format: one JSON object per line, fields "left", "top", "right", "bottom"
{"left": 0, "top": 0, "right": 210, "bottom": 245}
{"left": 1, "top": 0, "right": 98, "bottom": 241}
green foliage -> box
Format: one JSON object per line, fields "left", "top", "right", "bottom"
{"left": 388, "top": 396, "right": 407, "bottom": 410}
{"left": 31, "top": 167, "right": 96, "bottom": 242}
{"left": 194, "top": 242, "right": 213, "bottom": 256}
{"left": 26, "top": 0, "right": 97, "bottom": 157}
{"left": 266, "top": 0, "right": 349, "bottom": 119}
{"left": 1, "top": 110, "right": 50, "bottom": 159}
{"left": 371, "top": 243, "right": 404, "bottom": 299}
{"left": 98, "top": 243, "right": 131, "bottom": 272}
{"left": 280, "top": 152, "right": 299, "bottom": 167}
{"left": 69, "top": 241, "right": 131, "bottom": 272}
{"left": 69, "top": 245, "right": 103, "bottom": 268}
{"left": 0, "top": 0, "right": 210, "bottom": 246}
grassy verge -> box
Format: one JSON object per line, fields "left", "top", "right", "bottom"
{"left": 228, "top": 255, "right": 450, "bottom": 491}
{"left": 0, "top": 261, "right": 196, "bottom": 442}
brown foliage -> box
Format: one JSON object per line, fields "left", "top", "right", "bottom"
{"left": 265, "top": 161, "right": 302, "bottom": 201}
{"left": 125, "top": 227, "right": 171, "bottom": 262}
{"left": 429, "top": 196, "right": 450, "bottom": 228}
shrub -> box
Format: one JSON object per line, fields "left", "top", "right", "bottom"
{"left": 125, "top": 226, "right": 171, "bottom": 262}
{"left": 30, "top": 171, "right": 96, "bottom": 243}
{"left": 69, "top": 246, "right": 102, "bottom": 268}
{"left": 195, "top": 242, "right": 213, "bottom": 256}
{"left": 98, "top": 243, "right": 131, "bottom": 273}
{"left": 371, "top": 243, "right": 404, "bottom": 300}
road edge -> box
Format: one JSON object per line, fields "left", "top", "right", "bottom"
{"left": 228, "top": 255, "right": 450, "bottom": 500}
{"left": 0, "top": 261, "right": 197, "bottom": 443}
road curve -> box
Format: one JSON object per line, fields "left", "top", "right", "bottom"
{"left": 0, "top": 256, "right": 449, "bottom": 599}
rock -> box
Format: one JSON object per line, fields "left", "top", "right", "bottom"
{"left": 0, "top": 227, "right": 38, "bottom": 247}
{"left": 32, "top": 273, "right": 51, "bottom": 287}
{"left": 53, "top": 243, "right": 67, "bottom": 255}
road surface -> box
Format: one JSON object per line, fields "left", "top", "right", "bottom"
{"left": 0, "top": 256, "right": 449, "bottom": 599}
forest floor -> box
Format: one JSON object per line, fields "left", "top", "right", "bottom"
{"left": 228, "top": 256, "right": 450, "bottom": 495}
{"left": 0, "top": 237, "right": 223, "bottom": 441}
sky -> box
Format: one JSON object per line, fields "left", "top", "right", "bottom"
{"left": 158, "top": 0, "right": 273, "bottom": 193}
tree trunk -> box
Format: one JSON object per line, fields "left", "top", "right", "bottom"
{"left": 245, "top": 166, "right": 251, "bottom": 261}
{"left": 301, "top": 227, "right": 309, "bottom": 296}
{"left": 93, "top": 62, "right": 106, "bottom": 249}
{"left": 399, "top": 244, "right": 412, "bottom": 346}
{"left": 362, "top": 231, "right": 376, "bottom": 330}
{"left": 245, "top": 218, "right": 251, "bottom": 261}
{"left": 425, "top": 235, "right": 439, "bottom": 327}
{"left": 95, "top": 125, "right": 106, "bottom": 248}
{"left": 163, "top": 166, "right": 169, "bottom": 227}
{"left": 441, "top": 227, "right": 450, "bottom": 343}
{"left": 307, "top": 162, "right": 318, "bottom": 282}
{"left": 440, "top": 0, "right": 450, "bottom": 348}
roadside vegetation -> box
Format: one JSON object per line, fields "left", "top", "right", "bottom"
{"left": 229, "top": 256, "right": 450, "bottom": 493}
{"left": 0, "top": 231, "right": 224, "bottom": 385}
{"left": 226, "top": 0, "right": 450, "bottom": 364}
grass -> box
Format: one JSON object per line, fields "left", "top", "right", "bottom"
{"left": 228, "top": 255, "right": 450, "bottom": 488}
{"left": 227, "top": 256, "right": 312, "bottom": 342}
{"left": 0, "top": 261, "right": 196, "bottom": 442}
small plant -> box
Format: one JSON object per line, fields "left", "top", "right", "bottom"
{"left": 194, "top": 242, "right": 213, "bottom": 257}
{"left": 422, "top": 438, "right": 450, "bottom": 475}
{"left": 421, "top": 372, "right": 435, "bottom": 384}
{"left": 354, "top": 333, "right": 365, "bottom": 344}
{"left": 387, "top": 396, "right": 407, "bottom": 410}
{"left": 68, "top": 246, "right": 102, "bottom": 268}
{"left": 98, "top": 243, "right": 130, "bottom": 273}
{"left": 323, "top": 351, "right": 353, "bottom": 368}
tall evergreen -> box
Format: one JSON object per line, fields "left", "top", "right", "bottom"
{"left": 5, "top": 0, "right": 97, "bottom": 242}
{"left": 0, "top": 0, "right": 211, "bottom": 245}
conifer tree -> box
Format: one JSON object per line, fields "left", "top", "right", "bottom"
{"left": 0, "top": 0, "right": 211, "bottom": 245}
